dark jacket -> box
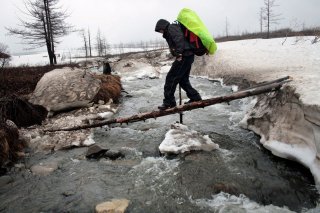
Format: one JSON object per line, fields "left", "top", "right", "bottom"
{"left": 155, "top": 19, "right": 192, "bottom": 57}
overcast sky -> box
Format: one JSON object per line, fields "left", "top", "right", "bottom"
{"left": 1, "top": 0, "right": 319, "bottom": 54}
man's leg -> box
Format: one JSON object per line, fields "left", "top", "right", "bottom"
{"left": 162, "top": 61, "right": 181, "bottom": 106}
{"left": 179, "top": 56, "right": 202, "bottom": 102}
{"left": 159, "top": 58, "right": 189, "bottom": 109}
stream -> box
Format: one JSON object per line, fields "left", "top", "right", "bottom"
{"left": 0, "top": 76, "right": 319, "bottom": 213}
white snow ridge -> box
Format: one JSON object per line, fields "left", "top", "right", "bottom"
{"left": 159, "top": 123, "right": 219, "bottom": 154}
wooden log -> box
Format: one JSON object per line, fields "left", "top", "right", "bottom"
{"left": 238, "top": 76, "right": 290, "bottom": 92}
{"left": 45, "top": 78, "right": 291, "bottom": 132}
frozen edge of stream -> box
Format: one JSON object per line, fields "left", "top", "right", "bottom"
{"left": 205, "top": 75, "right": 320, "bottom": 188}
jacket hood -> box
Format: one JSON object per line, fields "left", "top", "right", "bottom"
{"left": 155, "top": 19, "right": 170, "bottom": 32}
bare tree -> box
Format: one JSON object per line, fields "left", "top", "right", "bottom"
{"left": 7, "top": 0, "right": 73, "bottom": 65}
{"left": 101, "top": 37, "right": 110, "bottom": 56}
{"left": 96, "top": 29, "right": 103, "bottom": 56}
{"left": 80, "top": 29, "right": 88, "bottom": 58}
{"left": 225, "top": 17, "right": 230, "bottom": 37}
{"left": 0, "top": 43, "right": 11, "bottom": 69}
{"left": 262, "top": 0, "right": 282, "bottom": 38}
{"left": 88, "top": 28, "right": 92, "bottom": 57}
{"left": 95, "top": 29, "right": 110, "bottom": 57}
{"left": 259, "top": 8, "right": 264, "bottom": 33}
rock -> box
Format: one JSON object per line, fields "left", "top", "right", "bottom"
{"left": 0, "top": 175, "right": 13, "bottom": 187}
{"left": 104, "top": 150, "right": 125, "bottom": 160}
{"left": 14, "top": 163, "right": 26, "bottom": 171}
{"left": 62, "top": 190, "right": 75, "bottom": 197}
{"left": 95, "top": 199, "right": 130, "bottom": 213}
{"left": 30, "top": 162, "right": 58, "bottom": 176}
{"left": 211, "top": 182, "right": 238, "bottom": 195}
{"left": 86, "top": 145, "right": 108, "bottom": 159}
{"left": 29, "top": 68, "right": 101, "bottom": 113}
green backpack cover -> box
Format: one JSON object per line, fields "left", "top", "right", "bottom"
{"left": 177, "top": 8, "right": 217, "bottom": 55}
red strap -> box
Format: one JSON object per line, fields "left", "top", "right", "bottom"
{"left": 185, "top": 28, "right": 188, "bottom": 37}
{"left": 189, "top": 32, "right": 199, "bottom": 48}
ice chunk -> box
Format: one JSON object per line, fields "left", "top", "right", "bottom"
{"left": 159, "top": 123, "right": 219, "bottom": 154}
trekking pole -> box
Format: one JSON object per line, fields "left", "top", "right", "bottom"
{"left": 179, "top": 85, "right": 183, "bottom": 124}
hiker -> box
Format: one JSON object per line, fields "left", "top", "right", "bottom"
{"left": 155, "top": 19, "right": 202, "bottom": 110}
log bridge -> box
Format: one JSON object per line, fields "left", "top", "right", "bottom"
{"left": 46, "top": 76, "right": 291, "bottom": 132}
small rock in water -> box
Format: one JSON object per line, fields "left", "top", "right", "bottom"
{"left": 62, "top": 190, "right": 76, "bottom": 197}
{"left": 212, "top": 182, "right": 239, "bottom": 195}
{"left": 104, "top": 150, "right": 125, "bottom": 160}
{"left": 86, "top": 145, "right": 124, "bottom": 160}
{"left": 95, "top": 199, "right": 130, "bottom": 213}
{"left": 86, "top": 145, "right": 108, "bottom": 159}
{"left": 0, "top": 175, "right": 13, "bottom": 187}
{"left": 30, "top": 162, "right": 58, "bottom": 176}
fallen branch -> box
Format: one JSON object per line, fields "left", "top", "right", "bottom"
{"left": 46, "top": 77, "right": 291, "bottom": 132}
{"left": 237, "top": 76, "right": 290, "bottom": 92}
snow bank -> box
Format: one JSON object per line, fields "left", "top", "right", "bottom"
{"left": 159, "top": 123, "right": 219, "bottom": 154}
{"left": 193, "top": 36, "right": 320, "bottom": 185}
{"left": 194, "top": 36, "right": 320, "bottom": 106}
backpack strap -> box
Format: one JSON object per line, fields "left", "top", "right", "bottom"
{"left": 189, "top": 31, "right": 199, "bottom": 48}
{"left": 178, "top": 21, "right": 200, "bottom": 49}
{"left": 184, "top": 28, "right": 188, "bottom": 37}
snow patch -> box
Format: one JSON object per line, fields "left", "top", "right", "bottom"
{"left": 81, "top": 133, "right": 96, "bottom": 146}
{"left": 159, "top": 123, "right": 219, "bottom": 154}
{"left": 98, "top": 111, "right": 114, "bottom": 119}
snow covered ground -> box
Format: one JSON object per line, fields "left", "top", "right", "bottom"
{"left": 193, "top": 36, "right": 320, "bottom": 186}
{"left": 10, "top": 47, "right": 158, "bottom": 67}
{"left": 197, "top": 36, "right": 320, "bottom": 106}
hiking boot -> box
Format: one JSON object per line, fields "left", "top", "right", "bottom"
{"left": 158, "top": 103, "right": 176, "bottom": 111}
{"left": 184, "top": 98, "right": 202, "bottom": 104}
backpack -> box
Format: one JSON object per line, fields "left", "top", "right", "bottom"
{"left": 177, "top": 8, "right": 217, "bottom": 56}
{"left": 179, "top": 23, "right": 208, "bottom": 56}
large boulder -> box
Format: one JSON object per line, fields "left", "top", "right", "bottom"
{"left": 29, "top": 68, "right": 101, "bottom": 113}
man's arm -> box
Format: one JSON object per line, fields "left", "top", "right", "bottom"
{"left": 168, "top": 24, "right": 185, "bottom": 57}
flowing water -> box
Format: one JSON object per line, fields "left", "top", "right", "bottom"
{"left": 0, "top": 76, "right": 319, "bottom": 213}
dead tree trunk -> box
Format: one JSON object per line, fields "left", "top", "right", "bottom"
{"left": 46, "top": 77, "right": 291, "bottom": 132}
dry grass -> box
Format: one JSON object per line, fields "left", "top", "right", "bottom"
{"left": 0, "top": 64, "right": 79, "bottom": 97}
{"left": 0, "top": 121, "right": 27, "bottom": 167}
{"left": 92, "top": 74, "right": 122, "bottom": 104}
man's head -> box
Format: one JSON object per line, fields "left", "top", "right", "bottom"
{"left": 155, "top": 19, "right": 170, "bottom": 34}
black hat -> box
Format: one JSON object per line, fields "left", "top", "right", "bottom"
{"left": 155, "top": 19, "right": 170, "bottom": 32}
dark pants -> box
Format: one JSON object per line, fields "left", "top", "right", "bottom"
{"left": 163, "top": 55, "right": 201, "bottom": 106}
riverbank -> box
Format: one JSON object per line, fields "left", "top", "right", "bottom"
{"left": 192, "top": 36, "right": 320, "bottom": 185}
